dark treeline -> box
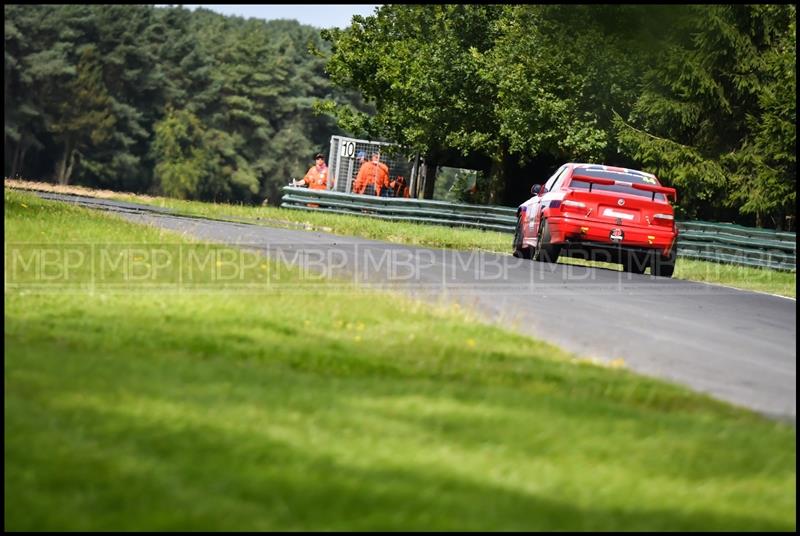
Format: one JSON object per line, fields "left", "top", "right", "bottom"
{"left": 4, "top": 4, "right": 368, "bottom": 205}
{"left": 5, "top": 5, "right": 796, "bottom": 228}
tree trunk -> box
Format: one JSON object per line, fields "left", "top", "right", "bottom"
{"left": 19, "top": 145, "right": 28, "bottom": 178}
{"left": 422, "top": 160, "right": 437, "bottom": 200}
{"left": 9, "top": 142, "right": 21, "bottom": 178}
{"left": 487, "top": 147, "right": 507, "bottom": 205}
{"left": 56, "top": 139, "right": 74, "bottom": 185}
{"left": 64, "top": 150, "right": 77, "bottom": 184}
{"left": 8, "top": 136, "right": 32, "bottom": 178}
{"left": 488, "top": 159, "right": 506, "bottom": 205}
{"left": 773, "top": 211, "right": 784, "bottom": 232}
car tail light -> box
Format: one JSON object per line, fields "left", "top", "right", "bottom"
{"left": 653, "top": 213, "right": 674, "bottom": 227}
{"left": 562, "top": 200, "right": 586, "bottom": 209}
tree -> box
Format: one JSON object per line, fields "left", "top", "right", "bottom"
{"left": 725, "top": 6, "right": 796, "bottom": 229}
{"left": 49, "top": 45, "right": 116, "bottom": 184}
{"left": 321, "top": 4, "right": 795, "bottom": 225}
{"left": 488, "top": 6, "right": 654, "bottom": 162}
{"left": 153, "top": 107, "right": 218, "bottom": 200}
{"left": 321, "top": 5, "right": 653, "bottom": 204}
{"left": 78, "top": 5, "right": 166, "bottom": 192}
{"left": 614, "top": 5, "right": 796, "bottom": 227}
{"left": 321, "top": 5, "right": 506, "bottom": 200}
{"left": 4, "top": 5, "right": 59, "bottom": 178}
{"left": 5, "top": 5, "right": 361, "bottom": 203}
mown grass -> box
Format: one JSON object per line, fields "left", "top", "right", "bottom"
{"left": 4, "top": 188, "right": 797, "bottom": 531}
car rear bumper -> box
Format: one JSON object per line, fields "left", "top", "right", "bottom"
{"left": 530, "top": 215, "right": 678, "bottom": 257}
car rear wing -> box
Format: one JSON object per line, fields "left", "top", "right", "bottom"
{"left": 571, "top": 174, "right": 677, "bottom": 202}
{"left": 631, "top": 182, "right": 677, "bottom": 202}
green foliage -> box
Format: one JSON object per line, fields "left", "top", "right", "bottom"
{"left": 321, "top": 5, "right": 648, "bottom": 201}
{"left": 321, "top": 5, "right": 795, "bottom": 227}
{"left": 152, "top": 107, "right": 258, "bottom": 202}
{"left": 614, "top": 5, "right": 796, "bottom": 227}
{"left": 49, "top": 45, "right": 116, "bottom": 184}
{"left": 434, "top": 167, "right": 478, "bottom": 203}
{"left": 4, "top": 5, "right": 361, "bottom": 203}
{"left": 322, "top": 6, "right": 505, "bottom": 169}
{"left": 4, "top": 6, "right": 47, "bottom": 177}
{"left": 152, "top": 108, "right": 209, "bottom": 199}
{"left": 725, "top": 7, "right": 796, "bottom": 226}
{"left": 4, "top": 5, "right": 795, "bottom": 227}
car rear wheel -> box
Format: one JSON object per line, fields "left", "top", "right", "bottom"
{"left": 532, "top": 219, "right": 561, "bottom": 263}
{"left": 652, "top": 249, "right": 676, "bottom": 278}
{"left": 622, "top": 251, "right": 647, "bottom": 274}
{"left": 512, "top": 215, "right": 532, "bottom": 259}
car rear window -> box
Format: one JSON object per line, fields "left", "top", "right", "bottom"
{"left": 568, "top": 168, "right": 666, "bottom": 201}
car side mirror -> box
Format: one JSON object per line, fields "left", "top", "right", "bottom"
{"left": 531, "top": 184, "right": 542, "bottom": 196}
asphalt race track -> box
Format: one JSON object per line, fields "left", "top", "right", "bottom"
{"left": 25, "top": 191, "right": 797, "bottom": 421}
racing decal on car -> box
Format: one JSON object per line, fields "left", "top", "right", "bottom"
{"left": 610, "top": 228, "right": 624, "bottom": 242}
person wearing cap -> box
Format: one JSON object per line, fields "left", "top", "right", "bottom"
{"left": 353, "top": 151, "right": 390, "bottom": 196}
{"left": 294, "top": 152, "right": 328, "bottom": 190}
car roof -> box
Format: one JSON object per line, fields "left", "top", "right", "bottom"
{"left": 567, "top": 163, "right": 657, "bottom": 180}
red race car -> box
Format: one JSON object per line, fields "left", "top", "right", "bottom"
{"left": 513, "top": 163, "right": 679, "bottom": 277}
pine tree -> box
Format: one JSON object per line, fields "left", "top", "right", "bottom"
{"left": 614, "top": 5, "right": 796, "bottom": 227}
{"left": 49, "top": 46, "right": 116, "bottom": 184}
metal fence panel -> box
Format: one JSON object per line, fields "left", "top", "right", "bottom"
{"left": 678, "top": 220, "right": 796, "bottom": 243}
{"left": 328, "top": 135, "right": 415, "bottom": 194}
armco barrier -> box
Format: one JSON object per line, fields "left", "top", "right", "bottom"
{"left": 281, "top": 187, "right": 517, "bottom": 232}
{"left": 281, "top": 187, "right": 796, "bottom": 272}
{"left": 675, "top": 221, "right": 796, "bottom": 272}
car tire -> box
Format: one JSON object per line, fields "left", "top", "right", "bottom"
{"left": 533, "top": 219, "right": 561, "bottom": 263}
{"left": 622, "top": 251, "right": 647, "bottom": 274}
{"left": 652, "top": 249, "right": 676, "bottom": 278}
{"left": 512, "top": 215, "right": 532, "bottom": 259}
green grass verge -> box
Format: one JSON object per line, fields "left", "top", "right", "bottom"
{"left": 557, "top": 256, "right": 796, "bottom": 298}
{"left": 122, "top": 192, "right": 512, "bottom": 252}
{"left": 125, "top": 193, "right": 796, "bottom": 298}
{"left": 4, "top": 188, "right": 796, "bottom": 531}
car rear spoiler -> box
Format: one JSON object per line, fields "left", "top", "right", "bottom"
{"left": 571, "top": 174, "right": 677, "bottom": 202}
{"left": 631, "top": 182, "right": 677, "bottom": 202}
